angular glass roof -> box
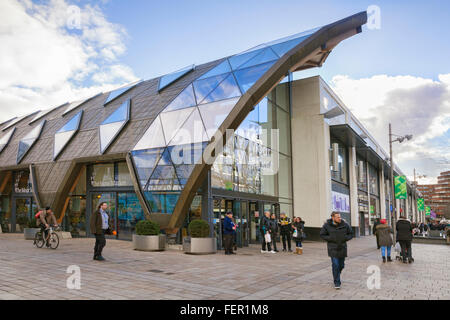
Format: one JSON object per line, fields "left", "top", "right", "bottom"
{"left": 133, "top": 116, "right": 167, "bottom": 150}
{"left": 53, "top": 111, "right": 83, "bottom": 160}
{"left": 17, "top": 120, "right": 46, "bottom": 164}
{"left": 198, "top": 60, "right": 231, "bottom": 80}
{"left": 233, "top": 61, "right": 277, "bottom": 94}
{"left": 104, "top": 81, "right": 142, "bottom": 106}
{"left": 193, "top": 73, "right": 229, "bottom": 104}
{"left": 0, "top": 127, "right": 16, "bottom": 154}
{"left": 158, "top": 65, "right": 195, "bottom": 92}
{"left": 29, "top": 102, "right": 68, "bottom": 125}
{"left": 99, "top": 100, "right": 130, "bottom": 154}
{"left": 160, "top": 107, "right": 196, "bottom": 145}
{"left": 164, "top": 84, "right": 197, "bottom": 112}
{"left": 199, "top": 73, "right": 241, "bottom": 105}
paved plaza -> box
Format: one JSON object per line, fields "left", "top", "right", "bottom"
{"left": 0, "top": 234, "right": 449, "bottom": 300}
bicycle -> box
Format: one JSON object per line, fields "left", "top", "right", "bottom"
{"left": 33, "top": 225, "right": 60, "bottom": 249}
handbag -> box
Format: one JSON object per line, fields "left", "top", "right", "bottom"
{"left": 292, "top": 229, "right": 298, "bottom": 238}
{"left": 264, "top": 232, "right": 271, "bottom": 243}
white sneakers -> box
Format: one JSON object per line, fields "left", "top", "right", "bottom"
{"left": 261, "top": 250, "right": 277, "bottom": 254}
{"left": 270, "top": 250, "right": 276, "bottom": 253}
{"left": 261, "top": 250, "right": 267, "bottom": 253}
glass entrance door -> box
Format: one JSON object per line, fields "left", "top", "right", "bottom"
{"left": 11, "top": 197, "right": 37, "bottom": 233}
{"left": 249, "top": 201, "right": 260, "bottom": 244}
{"left": 90, "top": 192, "right": 116, "bottom": 239}
{"left": 213, "top": 199, "right": 224, "bottom": 250}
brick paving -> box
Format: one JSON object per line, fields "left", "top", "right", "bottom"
{"left": 0, "top": 234, "right": 449, "bottom": 300}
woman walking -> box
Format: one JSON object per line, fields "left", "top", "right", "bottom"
{"left": 375, "top": 219, "right": 393, "bottom": 262}
{"left": 292, "top": 217, "right": 305, "bottom": 254}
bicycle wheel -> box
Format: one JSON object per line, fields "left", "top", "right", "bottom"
{"left": 49, "top": 232, "right": 59, "bottom": 249}
{"left": 34, "top": 232, "right": 44, "bottom": 248}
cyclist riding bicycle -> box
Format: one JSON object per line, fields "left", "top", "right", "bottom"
{"left": 35, "top": 207, "right": 58, "bottom": 247}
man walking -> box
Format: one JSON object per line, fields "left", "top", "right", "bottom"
{"left": 90, "top": 202, "right": 114, "bottom": 261}
{"left": 396, "top": 215, "right": 414, "bottom": 263}
{"left": 260, "top": 211, "right": 274, "bottom": 253}
{"left": 278, "top": 213, "right": 292, "bottom": 252}
{"left": 223, "top": 211, "right": 237, "bottom": 255}
{"left": 320, "top": 212, "right": 353, "bottom": 289}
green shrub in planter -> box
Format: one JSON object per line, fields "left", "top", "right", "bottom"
{"left": 16, "top": 214, "right": 29, "bottom": 227}
{"left": 27, "top": 218, "right": 38, "bottom": 228}
{"left": 188, "top": 219, "right": 210, "bottom": 238}
{"left": 136, "top": 220, "right": 160, "bottom": 236}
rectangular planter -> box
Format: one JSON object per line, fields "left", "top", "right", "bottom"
{"left": 183, "top": 237, "right": 217, "bottom": 254}
{"left": 133, "top": 234, "right": 166, "bottom": 251}
{"left": 24, "top": 228, "right": 40, "bottom": 240}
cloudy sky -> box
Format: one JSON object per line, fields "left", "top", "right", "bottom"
{"left": 0, "top": 0, "right": 448, "bottom": 183}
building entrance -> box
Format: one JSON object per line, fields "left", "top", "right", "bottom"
{"left": 11, "top": 196, "right": 38, "bottom": 233}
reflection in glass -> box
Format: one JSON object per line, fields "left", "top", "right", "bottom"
{"left": 167, "top": 108, "right": 207, "bottom": 146}
{"left": 228, "top": 48, "right": 263, "bottom": 70}
{"left": 118, "top": 192, "right": 144, "bottom": 240}
{"left": 99, "top": 100, "right": 130, "bottom": 153}
{"left": 164, "top": 84, "right": 197, "bottom": 112}
{"left": 233, "top": 61, "right": 276, "bottom": 94}
{"left": 160, "top": 107, "right": 196, "bottom": 144}
{"left": 199, "top": 74, "right": 241, "bottom": 105}
{"left": 17, "top": 120, "right": 46, "bottom": 164}
{"left": 54, "top": 111, "right": 82, "bottom": 159}
{"left": 238, "top": 47, "right": 278, "bottom": 70}
{"left": 198, "top": 97, "right": 239, "bottom": 139}
{"left": 14, "top": 170, "right": 32, "bottom": 193}
{"left": 133, "top": 116, "right": 167, "bottom": 151}
{"left": 159, "top": 65, "right": 195, "bottom": 91}
{"left": 193, "top": 73, "right": 229, "bottom": 104}
{"left": 104, "top": 81, "right": 140, "bottom": 105}
{"left": 90, "top": 163, "right": 115, "bottom": 187}
{"left": 132, "top": 148, "right": 165, "bottom": 186}
{"left": 198, "top": 60, "right": 231, "bottom": 79}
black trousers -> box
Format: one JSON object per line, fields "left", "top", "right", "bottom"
{"left": 281, "top": 232, "right": 292, "bottom": 250}
{"left": 398, "top": 240, "right": 412, "bottom": 260}
{"left": 261, "top": 232, "right": 272, "bottom": 251}
{"left": 223, "top": 234, "right": 234, "bottom": 253}
{"left": 94, "top": 231, "right": 106, "bottom": 257}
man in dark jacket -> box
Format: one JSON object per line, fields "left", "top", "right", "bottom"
{"left": 223, "top": 212, "right": 237, "bottom": 255}
{"left": 396, "top": 216, "right": 413, "bottom": 263}
{"left": 372, "top": 218, "right": 381, "bottom": 249}
{"left": 320, "top": 212, "right": 353, "bottom": 289}
{"left": 90, "top": 202, "right": 114, "bottom": 261}
{"left": 269, "top": 213, "right": 279, "bottom": 252}
{"left": 278, "top": 213, "right": 292, "bottom": 252}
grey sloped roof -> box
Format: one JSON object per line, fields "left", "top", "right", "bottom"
{"left": 0, "top": 59, "right": 221, "bottom": 169}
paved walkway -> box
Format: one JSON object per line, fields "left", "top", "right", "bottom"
{"left": 0, "top": 234, "right": 449, "bottom": 300}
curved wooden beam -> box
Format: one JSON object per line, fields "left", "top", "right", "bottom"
{"left": 166, "top": 11, "right": 368, "bottom": 231}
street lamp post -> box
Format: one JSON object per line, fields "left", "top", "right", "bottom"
{"left": 389, "top": 123, "right": 413, "bottom": 240}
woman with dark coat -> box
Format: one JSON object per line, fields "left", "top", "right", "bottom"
{"left": 375, "top": 219, "right": 393, "bottom": 263}
{"left": 292, "top": 217, "right": 305, "bottom": 255}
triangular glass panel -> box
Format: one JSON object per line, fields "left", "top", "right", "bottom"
{"left": 168, "top": 142, "right": 205, "bottom": 167}
{"left": 29, "top": 102, "right": 68, "bottom": 125}
{"left": 199, "top": 74, "right": 241, "bottom": 105}
{"left": 270, "top": 35, "right": 309, "bottom": 57}
{"left": 233, "top": 61, "right": 276, "bottom": 94}
{"left": 131, "top": 148, "right": 165, "bottom": 188}
{"left": 133, "top": 116, "right": 167, "bottom": 151}
{"left": 101, "top": 100, "right": 130, "bottom": 125}
{"left": 160, "top": 107, "right": 196, "bottom": 145}
{"left": 0, "top": 127, "right": 16, "bottom": 153}
{"left": 198, "top": 97, "right": 239, "bottom": 139}
{"left": 104, "top": 81, "right": 141, "bottom": 105}
{"left": 193, "top": 73, "right": 229, "bottom": 104}
{"left": 228, "top": 48, "right": 264, "bottom": 70}
{"left": 53, "top": 130, "right": 76, "bottom": 160}
{"left": 237, "top": 47, "right": 279, "bottom": 70}
{"left": 57, "top": 111, "right": 82, "bottom": 133}
{"left": 168, "top": 108, "right": 208, "bottom": 146}
{"left": 16, "top": 120, "right": 45, "bottom": 164}
{"left": 198, "top": 60, "right": 231, "bottom": 80}
{"left": 164, "top": 84, "right": 197, "bottom": 112}
{"left": 158, "top": 65, "right": 195, "bottom": 91}
{"left": 146, "top": 148, "right": 182, "bottom": 191}
{"left": 99, "top": 121, "right": 125, "bottom": 154}
{"left": 264, "top": 27, "right": 319, "bottom": 47}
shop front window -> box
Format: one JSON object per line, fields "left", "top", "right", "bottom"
{"left": 369, "top": 164, "right": 379, "bottom": 196}
{"left": 330, "top": 142, "right": 348, "bottom": 185}
{"left": 14, "top": 170, "right": 32, "bottom": 193}
{"left": 89, "top": 162, "right": 132, "bottom": 187}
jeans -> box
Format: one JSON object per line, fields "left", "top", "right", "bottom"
{"left": 94, "top": 230, "right": 106, "bottom": 257}
{"left": 331, "top": 257, "right": 345, "bottom": 286}
{"left": 281, "top": 232, "right": 292, "bottom": 250}
{"left": 295, "top": 239, "right": 302, "bottom": 248}
{"left": 380, "top": 246, "right": 391, "bottom": 257}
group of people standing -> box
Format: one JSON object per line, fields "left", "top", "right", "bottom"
{"left": 260, "top": 211, "right": 306, "bottom": 255}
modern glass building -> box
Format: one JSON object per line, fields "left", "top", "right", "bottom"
{"left": 1, "top": 11, "right": 420, "bottom": 245}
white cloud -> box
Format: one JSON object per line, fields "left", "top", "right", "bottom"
{"left": 0, "top": 0, "right": 138, "bottom": 121}
{"left": 330, "top": 74, "right": 450, "bottom": 183}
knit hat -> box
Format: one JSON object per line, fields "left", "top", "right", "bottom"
{"left": 380, "top": 219, "right": 387, "bottom": 224}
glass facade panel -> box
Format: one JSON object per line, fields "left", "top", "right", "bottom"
{"left": 159, "top": 65, "right": 194, "bottom": 91}
{"left": 99, "top": 122, "right": 125, "bottom": 153}
{"left": 278, "top": 154, "right": 292, "bottom": 199}
{"left": 90, "top": 163, "right": 115, "bottom": 187}
{"left": 199, "top": 74, "right": 241, "bottom": 104}
{"left": 54, "top": 130, "right": 76, "bottom": 159}
{"left": 275, "top": 83, "right": 289, "bottom": 112}
{"left": 369, "top": 164, "right": 379, "bottom": 196}
{"left": 117, "top": 162, "right": 133, "bottom": 187}
{"left": 357, "top": 157, "right": 368, "bottom": 191}
{"left": 277, "top": 108, "right": 291, "bottom": 155}
{"left": 270, "top": 36, "right": 307, "bottom": 57}
{"left": 238, "top": 47, "right": 278, "bottom": 70}
{"left": 0, "top": 128, "right": 15, "bottom": 153}
{"left": 117, "top": 192, "right": 144, "bottom": 240}
{"left": 57, "top": 111, "right": 82, "bottom": 133}
{"left": 104, "top": 82, "right": 138, "bottom": 105}
{"left": 66, "top": 196, "right": 87, "bottom": 237}
{"left": 198, "top": 60, "right": 231, "bottom": 80}
{"left": 133, "top": 117, "right": 166, "bottom": 150}
{"left": 198, "top": 97, "right": 239, "bottom": 139}
{"left": 167, "top": 108, "right": 207, "bottom": 146}
{"left": 228, "top": 48, "right": 263, "bottom": 70}
{"left": 17, "top": 120, "right": 45, "bottom": 163}
{"left": 234, "top": 61, "right": 276, "bottom": 94}
{"left": 330, "top": 141, "right": 348, "bottom": 185}
{"left": 164, "top": 84, "right": 197, "bottom": 112}
{"left": 132, "top": 148, "right": 164, "bottom": 186}
{"left": 193, "top": 73, "right": 229, "bottom": 104}
{"left": 102, "top": 101, "right": 129, "bottom": 124}
{"left": 160, "top": 107, "right": 196, "bottom": 144}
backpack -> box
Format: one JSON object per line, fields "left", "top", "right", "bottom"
{"left": 35, "top": 211, "right": 43, "bottom": 226}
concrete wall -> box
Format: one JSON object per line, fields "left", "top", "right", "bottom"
{"left": 291, "top": 77, "right": 331, "bottom": 230}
